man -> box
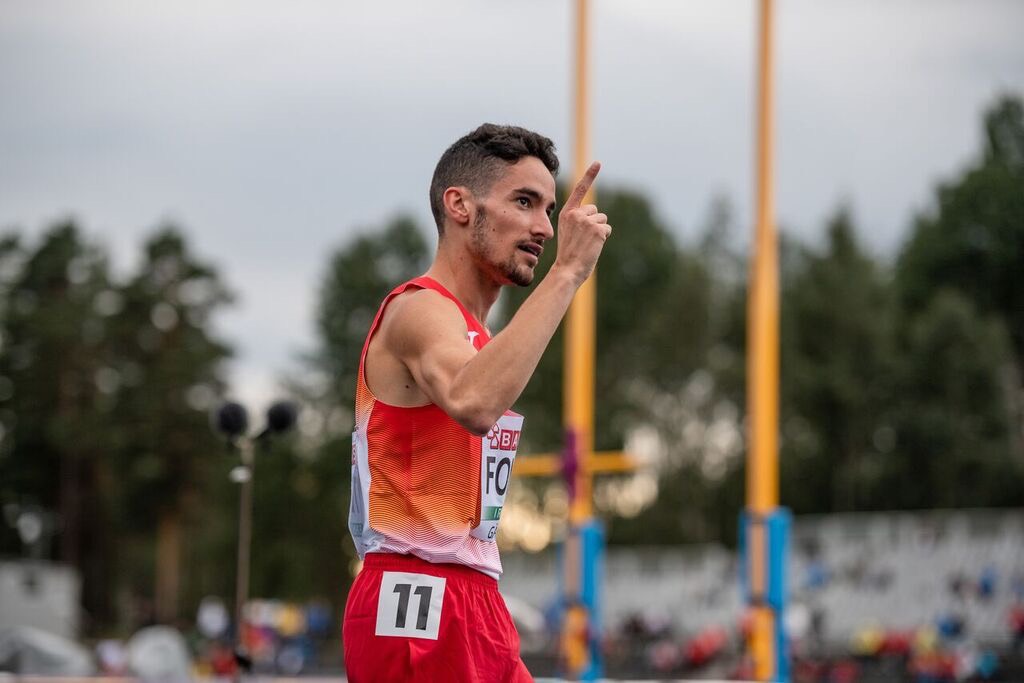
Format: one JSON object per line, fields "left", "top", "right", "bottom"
{"left": 343, "top": 123, "right": 611, "bottom": 682}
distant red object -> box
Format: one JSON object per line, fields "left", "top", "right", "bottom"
{"left": 684, "top": 626, "right": 728, "bottom": 667}
{"left": 910, "top": 650, "right": 956, "bottom": 679}
{"left": 1009, "top": 603, "right": 1024, "bottom": 632}
{"left": 208, "top": 641, "right": 237, "bottom": 676}
{"left": 879, "top": 629, "right": 913, "bottom": 656}
{"left": 829, "top": 658, "right": 860, "bottom": 683}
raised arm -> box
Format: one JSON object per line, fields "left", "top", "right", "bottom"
{"left": 385, "top": 162, "right": 612, "bottom": 435}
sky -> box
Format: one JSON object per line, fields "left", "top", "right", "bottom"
{"left": 1, "top": 0, "right": 1022, "bottom": 411}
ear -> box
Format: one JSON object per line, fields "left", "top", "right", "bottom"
{"left": 442, "top": 186, "right": 474, "bottom": 228}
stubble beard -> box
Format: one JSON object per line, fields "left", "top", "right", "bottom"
{"left": 472, "top": 208, "right": 534, "bottom": 287}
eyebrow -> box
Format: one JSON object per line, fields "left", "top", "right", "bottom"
{"left": 512, "top": 187, "right": 543, "bottom": 201}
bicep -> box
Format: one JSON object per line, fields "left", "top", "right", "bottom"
{"left": 385, "top": 293, "right": 475, "bottom": 411}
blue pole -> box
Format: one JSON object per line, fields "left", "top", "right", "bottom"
{"left": 740, "top": 508, "right": 791, "bottom": 682}
{"left": 558, "top": 519, "right": 604, "bottom": 681}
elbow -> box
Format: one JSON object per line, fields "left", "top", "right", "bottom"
{"left": 447, "top": 399, "right": 502, "bottom": 437}
{"left": 462, "top": 420, "right": 493, "bottom": 438}
{"left": 456, "top": 412, "right": 499, "bottom": 438}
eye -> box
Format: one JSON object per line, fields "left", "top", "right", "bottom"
{"left": 517, "top": 196, "right": 531, "bottom": 208}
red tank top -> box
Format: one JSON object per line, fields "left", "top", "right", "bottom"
{"left": 347, "top": 276, "right": 524, "bottom": 579}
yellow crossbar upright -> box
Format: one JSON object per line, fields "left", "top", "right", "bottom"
{"left": 565, "top": 0, "right": 596, "bottom": 528}
{"left": 747, "top": 0, "right": 780, "bottom": 680}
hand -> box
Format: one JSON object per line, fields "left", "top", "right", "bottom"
{"left": 554, "top": 161, "right": 612, "bottom": 287}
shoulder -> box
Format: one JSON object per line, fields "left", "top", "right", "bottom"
{"left": 379, "top": 287, "right": 468, "bottom": 350}
{"left": 385, "top": 286, "right": 464, "bottom": 325}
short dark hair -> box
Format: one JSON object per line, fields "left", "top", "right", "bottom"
{"left": 429, "top": 123, "right": 559, "bottom": 235}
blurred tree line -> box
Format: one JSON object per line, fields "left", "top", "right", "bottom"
{"left": 0, "top": 95, "right": 1020, "bottom": 636}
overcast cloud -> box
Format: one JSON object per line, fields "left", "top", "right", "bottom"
{"left": 1, "top": 0, "right": 1022, "bottom": 408}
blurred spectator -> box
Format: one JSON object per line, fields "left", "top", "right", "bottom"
{"left": 975, "top": 649, "right": 998, "bottom": 680}
{"left": 646, "top": 638, "right": 681, "bottom": 673}
{"left": 1011, "top": 572, "right": 1024, "bottom": 602}
{"left": 621, "top": 612, "right": 648, "bottom": 640}
{"left": 196, "top": 596, "right": 229, "bottom": 640}
{"left": 936, "top": 612, "right": 965, "bottom": 641}
{"left": 126, "top": 626, "right": 193, "bottom": 682}
{"left": 640, "top": 608, "right": 673, "bottom": 639}
{"left": 805, "top": 559, "right": 830, "bottom": 591}
{"left": 792, "top": 657, "right": 827, "bottom": 683}
{"left": 948, "top": 572, "right": 968, "bottom": 600}
{"left": 978, "top": 565, "right": 997, "bottom": 601}
{"left": 305, "top": 601, "right": 333, "bottom": 637}
{"left": 1009, "top": 602, "right": 1024, "bottom": 652}
{"left": 277, "top": 603, "right": 306, "bottom": 638}
{"left": 914, "top": 626, "right": 940, "bottom": 654}
{"left": 738, "top": 608, "right": 754, "bottom": 641}
{"left": 95, "top": 639, "right": 127, "bottom": 675}
{"left": 865, "top": 567, "right": 894, "bottom": 592}
{"left": 879, "top": 629, "right": 913, "bottom": 657}
{"left": 908, "top": 649, "right": 955, "bottom": 683}
{"left": 810, "top": 605, "right": 827, "bottom": 651}
{"left": 846, "top": 557, "right": 867, "bottom": 586}
{"left": 683, "top": 626, "right": 727, "bottom": 668}
{"left": 952, "top": 642, "right": 977, "bottom": 681}
{"left": 851, "top": 624, "right": 884, "bottom": 657}
{"left": 275, "top": 641, "right": 306, "bottom": 676}
{"left": 207, "top": 639, "right": 237, "bottom": 677}
{"left": 785, "top": 601, "right": 811, "bottom": 656}
{"left": 828, "top": 658, "right": 859, "bottom": 683}
{"left": 729, "top": 655, "right": 755, "bottom": 681}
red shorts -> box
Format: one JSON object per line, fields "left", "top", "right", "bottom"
{"left": 343, "top": 553, "right": 533, "bottom": 683}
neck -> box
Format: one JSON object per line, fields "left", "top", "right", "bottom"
{"left": 423, "top": 242, "right": 501, "bottom": 326}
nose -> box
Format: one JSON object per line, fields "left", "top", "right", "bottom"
{"left": 534, "top": 215, "right": 554, "bottom": 241}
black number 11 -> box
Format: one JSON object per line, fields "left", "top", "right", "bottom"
{"left": 393, "top": 583, "right": 433, "bottom": 630}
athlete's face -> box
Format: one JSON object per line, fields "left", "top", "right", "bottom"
{"left": 471, "top": 157, "right": 556, "bottom": 287}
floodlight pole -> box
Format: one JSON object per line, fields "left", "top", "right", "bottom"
{"left": 215, "top": 400, "right": 296, "bottom": 683}
{"left": 233, "top": 437, "right": 255, "bottom": 683}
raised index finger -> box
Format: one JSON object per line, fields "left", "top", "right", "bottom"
{"left": 563, "top": 161, "right": 601, "bottom": 210}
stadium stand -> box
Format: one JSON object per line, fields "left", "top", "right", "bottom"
{"left": 502, "top": 509, "right": 1024, "bottom": 679}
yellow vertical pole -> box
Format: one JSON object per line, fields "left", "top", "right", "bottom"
{"left": 747, "top": 0, "right": 778, "bottom": 680}
{"left": 562, "top": 0, "right": 595, "bottom": 675}
{"left": 566, "top": 0, "right": 595, "bottom": 527}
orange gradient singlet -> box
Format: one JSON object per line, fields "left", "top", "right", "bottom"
{"left": 348, "top": 276, "right": 524, "bottom": 579}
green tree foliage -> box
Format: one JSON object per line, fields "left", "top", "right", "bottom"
{"left": 0, "top": 222, "right": 235, "bottom": 632}
{"left": 897, "top": 95, "right": 1024, "bottom": 370}
{"left": 881, "top": 292, "right": 1021, "bottom": 508}
{"left": 249, "top": 437, "right": 350, "bottom": 608}
{"left": 779, "top": 208, "right": 896, "bottom": 513}
{"left": 107, "top": 227, "right": 234, "bottom": 622}
{"left": 0, "top": 223, "right": 117, "bottom": 624}
{"left": 312, "top": 216, "right": 430, "bottom": 413}
{"left": 890, "top": 93, "right": 1024, "bottom": 506}
{"left": 595, "top": 191, "right": 714, "bottom": 447}
{"left": 603, "top": 197, "right": 747, "bottom": 545}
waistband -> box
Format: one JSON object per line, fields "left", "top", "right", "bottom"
{"left": 362, "top": 552, "right": 498, "bottom": 590}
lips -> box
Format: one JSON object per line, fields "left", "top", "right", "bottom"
{"left": 518, "top": 242, "right": 543, "bottom": 258}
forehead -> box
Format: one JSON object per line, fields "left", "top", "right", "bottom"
{"left": 490, "top": 157, "right": 556, "bottom": 202}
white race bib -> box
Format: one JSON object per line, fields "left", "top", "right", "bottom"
{"left": 374, "top": 572, "right": 446, "bottom": 640}
{"left": 471, "top": 412, "right": 524, "bottom": 542}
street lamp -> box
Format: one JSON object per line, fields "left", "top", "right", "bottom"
{"left": 214, "top": 400, "right": 297, "bottom": 679}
